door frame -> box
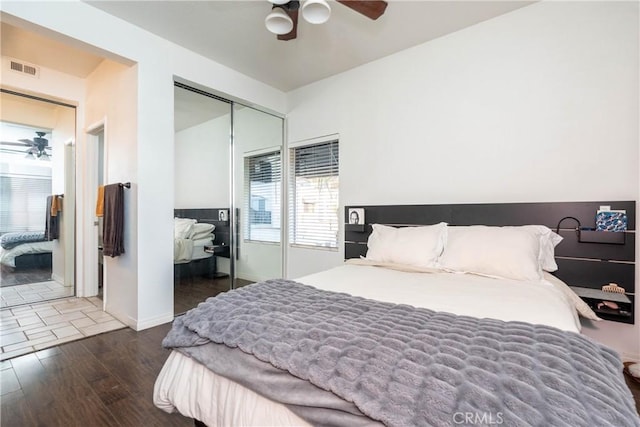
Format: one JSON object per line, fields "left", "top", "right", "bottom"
{"left": 84, "top": 118, "right": 107, "bottom": 308}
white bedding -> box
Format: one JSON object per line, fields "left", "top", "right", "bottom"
{"left": 154, "top": 264, "right": 582, "bottom": 425}
{"left": 0, "top": 240, "right": 54, "bottom": 268}
{"left": 191, "top": 236, "right": 214, "bottom": 261}
{"left": 174, "top": 237, "right": 213, "bottom": 264}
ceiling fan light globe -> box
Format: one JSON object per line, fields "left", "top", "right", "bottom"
{"left": 265, "top": 7, "right": 294, "bottom": 35}
{"left": 268, "top": 0, "right": 290, "bottom": 5}
{"left": 301, "top": 0, "right": 331, "bottom": 24}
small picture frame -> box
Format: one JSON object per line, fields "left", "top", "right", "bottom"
{"left": 218, "top": 209, "right": 229, "bottom": 222}
{"left": 348, "top": 208, "right": 365, "bottom": 225}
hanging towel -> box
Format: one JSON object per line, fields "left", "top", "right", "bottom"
{"left": 44, "top": 196, "right": 59, "bottom": 241}
{"left": 96, "top": 185, "right": 105, "bottom": 217}
{"left": 51, "top": 195, "right": 63, "bottom": 217}
{"left": 103, "top": 183, "right": 125, "bottom": 257}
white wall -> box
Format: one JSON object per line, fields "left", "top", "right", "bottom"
{"left": 286, "top": 1, "right": 639, "bottom": 359}
{"left": 85, "top": 59, "right": 138, "bottom": 325}
{"left": 174, "top": 117, "right": 230, "bottom": 209}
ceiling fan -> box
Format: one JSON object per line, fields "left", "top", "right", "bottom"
{"left": 0, "top": 131, "right": 52, "bottom": 160}
{"left": 265, "top": 0, "right": 388, "bottom": 41}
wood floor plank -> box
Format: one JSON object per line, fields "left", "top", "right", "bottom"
{"left": 0, "top": 323, "right": 196, "bottom": 426}
{"left": 0, "top": 389, "right": 36, "bottom": 427}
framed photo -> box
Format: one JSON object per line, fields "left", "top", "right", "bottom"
{"left": 348, "top": 208, "right": 365, "bottom": 225}
{"left": 218, "top": 209, "right": 229, "bottom": 222}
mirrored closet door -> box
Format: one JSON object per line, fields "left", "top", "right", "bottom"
{"left": 0, "top": 89, "right": 76, "bottom": 308}
{"left": 172, "top": 83, "right": 284, "bottom": 315}
{"left": 173, "top": 84, "right": 232, "bottom": 315}
{"left": 232, "top": 104, "right": 283, "bottom": 289}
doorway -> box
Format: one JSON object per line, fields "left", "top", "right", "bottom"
{"left": 86, "top": 124, "right": 105, "bottom": 302}
{"left": 0, "top": 89, "right": 76, "bottom": 308}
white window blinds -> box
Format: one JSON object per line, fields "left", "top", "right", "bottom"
{"left": 0, "top": 174, "right": 52, "bottom": 234}
{"left": 243, "top": 150, "right": 281, "bottom": 243}
{"left": 289, "top": 140, "right": 339, "bottom": 249}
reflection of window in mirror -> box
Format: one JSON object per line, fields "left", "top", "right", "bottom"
{"left": 244, "top": 150, "right": 281, "bottom": 243}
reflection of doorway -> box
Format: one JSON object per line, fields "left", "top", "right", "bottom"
{"left": 0, "top": 90, "right": 76, "bottom": 308}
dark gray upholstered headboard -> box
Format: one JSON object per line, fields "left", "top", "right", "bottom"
{"left": 174, "top": 208, "right": 230, "bottom": 258}
{"left": 344, "top": 201, "right": 636, "bottom": 323}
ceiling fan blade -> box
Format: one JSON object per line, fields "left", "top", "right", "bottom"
{"left": 0, "top": 141, "right": 30, "bottom": 147}
{"left": 18, "top": 139, "right": 34, "bottom": 144}
{"left": 277, "top": 4, "right": 298, "bottom": 41}
{"left": 337, "top": 0, "right": 388, "bottom": 20}
{"left": 0, "top": 148, "right": 27, "bottom": 155}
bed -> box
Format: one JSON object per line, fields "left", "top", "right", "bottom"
{"left": 173, "top": 210, "right": 228, "bottom": 280}
{"left": 154, "top": 201, "right": 639, "bottom": 426}
{"left": 0, "top": 231, "right": 53, "bottom": 269}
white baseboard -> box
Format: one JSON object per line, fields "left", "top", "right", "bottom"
{"left": 135, "top": 312, "right": 175, "bottom": 331}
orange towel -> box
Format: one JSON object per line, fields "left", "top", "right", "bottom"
{"left": 96, "top": 186, "right": 105, "bottom": 217}
{"left": 50, "top": 195, "right": 63, "bottom": 217}
{"left": 51, "top": 195, "right": 59, "bottom": 217}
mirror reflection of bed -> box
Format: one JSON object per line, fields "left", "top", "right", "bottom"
{"left": 173, "top": 84, "right": 284, "bottom": 315}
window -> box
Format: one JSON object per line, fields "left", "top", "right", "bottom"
{"left": 244, "top": 150, "right": 281, "bottom": 243}
{"left": 0, "top": 174, "right": 52, "bottom": 234}
{"left": 289, "top": 140, "right": 339, "bottom": 249}
{"left": 0, "top": 122, "right": 53, "bottom": 234}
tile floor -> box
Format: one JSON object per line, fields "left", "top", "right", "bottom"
{"left": 0, "top": 296, "right": 126, "bottom": 361}
{"left": 0, "top": 280, "right": 74, "bottom": 308}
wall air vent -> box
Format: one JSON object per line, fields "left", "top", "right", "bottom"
{"left": 7, "top": 58, "right": 40, "bottom": 78}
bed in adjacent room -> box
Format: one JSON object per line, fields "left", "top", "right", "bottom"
{"left": 154, "top": 201, "right": 639, "bottom": 426}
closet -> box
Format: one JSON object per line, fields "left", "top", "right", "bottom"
{"left": 173, "top": 83, "right": 284, "bottom": 315}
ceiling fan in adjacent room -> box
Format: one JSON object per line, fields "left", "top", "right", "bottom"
{"left": 0, "top": 131, "right": 52, "bottom": 160}
{"left": 265, "top": 0, "right": 388, "bottom": 41}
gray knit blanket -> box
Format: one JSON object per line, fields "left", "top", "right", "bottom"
{"left": 163, "top": 279, "right": 640, "bottom": 427}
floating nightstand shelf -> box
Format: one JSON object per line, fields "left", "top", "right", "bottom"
{"left": 570, "top": 286, "right": 633, "bottom": 324}
{"left": 578, "top": 229, "right": 625, "bottom": 245}
{"left": 345, "top": 224, "right": 365, "bottom": 233}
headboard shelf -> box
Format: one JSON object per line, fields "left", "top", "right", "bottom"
{"left": 345, "top": 201, "right": 636, "bottom": 324}
{"left": 175, "top": 208, "right": 231, "bottom": 258}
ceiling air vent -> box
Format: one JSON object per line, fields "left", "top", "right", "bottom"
{"left": 8, "top": 59, "right": 40, "bottom": 78}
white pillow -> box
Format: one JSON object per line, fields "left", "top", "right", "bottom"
{"left": 174, "top": 217, "right": 196, "bottom": 239}
{"left": 190, "top": 223, "right": 215, "bottom": 240}
{"left": 439, "top": 226, "right": 543, "bottom": 281}
{"left": 521, "top": 225, "right": 563, "bottom": 272}
{"left": 365, "top": 223, "right": 447, "bottom": 269}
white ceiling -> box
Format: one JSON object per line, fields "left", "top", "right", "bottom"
{"left": 1, "top": 1, "right": 535, "bottom": 131}
{"left": 86, "top": 0, "right": 535, "bottom": 92}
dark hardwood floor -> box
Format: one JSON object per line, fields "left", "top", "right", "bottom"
{"left": 1, "top": 322, "right": 192, "bottom": 427}
{"left": 626, "top": 373, "right": 640, "bottom": 414}
{"left": 174, "top": 274, "right": 251, "bottom": 315}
